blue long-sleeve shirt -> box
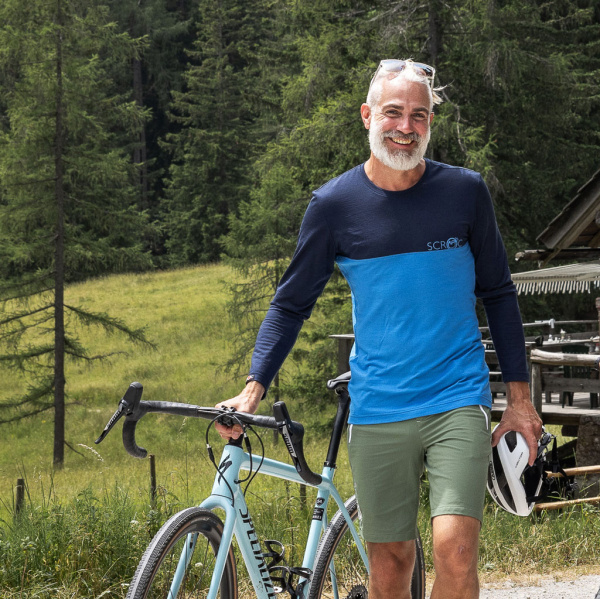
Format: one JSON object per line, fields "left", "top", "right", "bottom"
{"left": 250, "top": 160, "right": 528, "bottom": 424}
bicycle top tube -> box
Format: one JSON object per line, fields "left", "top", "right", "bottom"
{"left": 94, "top": 378, "right": 353, "bottom": 486}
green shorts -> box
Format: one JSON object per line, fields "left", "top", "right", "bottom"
{"left": 347, "top": 405, "right": 491, "bottom": 543}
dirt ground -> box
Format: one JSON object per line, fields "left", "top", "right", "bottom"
{"left": 425, "top": 568, "right": 600, "bottom": 598}
{"left": 479, "top": 574, "right": 600, "bottom": 598}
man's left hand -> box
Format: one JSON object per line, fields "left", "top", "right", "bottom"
{"left": 491, "top": 380, "right": 543, "bottom": 466}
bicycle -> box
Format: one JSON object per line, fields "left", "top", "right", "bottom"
{"left": 95, "top": 372, "right": 426, "bottom": 599}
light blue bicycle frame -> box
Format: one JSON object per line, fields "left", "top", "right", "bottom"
{"left": 166, "top": 441, "right": 368, "bottom": 599}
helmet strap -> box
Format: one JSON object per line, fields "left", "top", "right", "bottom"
{"left": 527, "top": 437, "right": 575, "bottom": 503}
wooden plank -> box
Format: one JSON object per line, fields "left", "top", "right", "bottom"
{"left": 531, "top": 349, "right": 600, "bottom": 367}
{"left": 531, "top": 363, "right": 543, "bottom": 415}
{"left": 542, "top": 378, "right": 600, "bottom": 393}
{"left": 538, "top": 175, "right": 600, "bottom": 250}
{"left": 588, "top": 229, "right": 600, "bottom": 248}
{"left": 546, "top": 465, "right": 600, "bottom": 478}
{"left": 534, "top": 496, "right": 600, "bottom": 511}
{"left": 337, "top": 337, "right": 353, "bottom": 375}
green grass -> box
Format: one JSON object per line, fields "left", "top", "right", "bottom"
{"left": 0, "top": 264, "right": 255, "bottom": 509}
{"left": 0, "top": 263, "right": 599, "bottom": 597}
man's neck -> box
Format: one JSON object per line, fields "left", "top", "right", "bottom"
{"left": 364, "top": 155, "right": 426, "bottom": 191}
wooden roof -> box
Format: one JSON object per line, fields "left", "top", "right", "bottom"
{"left": 516, "top": 167, "right": 600, "bottom": 264}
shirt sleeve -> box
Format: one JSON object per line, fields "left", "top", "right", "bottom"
{"left": 470, "top": 176, "right": 529, "bottom": 382}
{"left": 249, "top": 196, "right": 336, "bottom": 389}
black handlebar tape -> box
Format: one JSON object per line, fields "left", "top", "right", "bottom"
{"left": 123, "top": 419, "right": 148, "bottom": 459}
{"left": 145, "top": 401, "right": 208, "bottom": 418}
{"left": 287, "top": 421, "right": 322, "bottom": 486}
{"left": 241, "top": 413, "right": 279, "bottom": 429}
{"left": 273, "top": 402, "right": 322, "bottom": 486}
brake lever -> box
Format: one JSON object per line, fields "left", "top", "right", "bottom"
{"left": 95, "top": 399, "right": 127, "bottom": 445}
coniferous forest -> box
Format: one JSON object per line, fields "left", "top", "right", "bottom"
{"left": 1, "top": 0, "right": 599, "bottom": 464}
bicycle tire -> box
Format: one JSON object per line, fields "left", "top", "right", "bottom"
{"left": 126, "top": 507, "right": 237, "bottom": 599}
{"left": 308, "top": 496, "right": 425, "bottom": 599}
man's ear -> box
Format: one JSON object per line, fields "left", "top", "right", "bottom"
{"left": 430, "top": 112, "right": 434, "bottom": 124}
{"left": 360, "top": 103, "right": 371, "bottom": 130}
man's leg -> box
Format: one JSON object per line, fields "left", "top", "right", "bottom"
{"left": 347, "top": 421, "right": 424, "bottom": 597}
{"left": 367, "top": 540, "right": 416, "bottom": 599}
{"left": 430, "top": 514, "right": 481, "bottom": 599}
{"left": 422, "top": 406, "right": 491, "bottom": 599}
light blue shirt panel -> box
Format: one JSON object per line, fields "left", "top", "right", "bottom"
{"left": 336, "top": 244, "right": 492, "bottom": 424}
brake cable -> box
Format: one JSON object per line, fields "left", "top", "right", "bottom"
{"left": 205, "top": 412, "right": 266, "bottom": 502}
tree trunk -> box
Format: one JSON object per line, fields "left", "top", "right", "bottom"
{"left": 427, "top": 0, "right": 443, "bottom": 163}
{"left": 131, "top": 6, "right": 149, "bottom": 209}
{"left": 427, "top": 0, "right": 442, "bottom": 67}
{"left": 53, "top": 0, "right": 66, "bottom": 468}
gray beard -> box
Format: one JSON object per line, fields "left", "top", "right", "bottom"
{"left": 369, "top": 126, "right": 430, "bottom": 171}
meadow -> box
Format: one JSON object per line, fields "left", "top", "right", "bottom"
{"left": 0, "top": 264, "right": 599, "bottom": 597}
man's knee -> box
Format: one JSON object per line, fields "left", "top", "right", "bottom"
{"left": 432, "top": 515, "right": 480, "bottom": 578}
{"left": 368, "top": 540, "right": 416, "bottom": 583}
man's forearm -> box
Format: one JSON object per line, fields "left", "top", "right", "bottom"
{"left": 505, "top": 380, "right": 531, "bottom": 404}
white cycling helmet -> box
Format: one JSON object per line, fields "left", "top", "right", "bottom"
{"left": 487, "top": 426, "right": 552, "bottom": 516}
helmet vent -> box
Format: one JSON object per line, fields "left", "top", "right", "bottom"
{"left": 505, "top": 431, "right": 518, "bottom": 452}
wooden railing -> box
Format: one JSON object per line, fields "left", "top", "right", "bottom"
{"left": 529, "top": 349, "right": 600, "bottom": 415}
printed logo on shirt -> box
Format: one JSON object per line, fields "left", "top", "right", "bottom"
{"left": 426, "top": 237, "right": 466, "bottom": 251}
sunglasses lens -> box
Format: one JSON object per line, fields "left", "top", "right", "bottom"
{"left": 412, "top": 62, "right": 434, "bottom": 77}
{"left": 380, "top": 59, "right": 406, "bottom": 73}
{"left": 370, "top": 60, "right": 435, "bottom": 89}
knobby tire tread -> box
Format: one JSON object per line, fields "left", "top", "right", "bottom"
{"left": 126, "top": 507, "right": 237, "bottom": 599}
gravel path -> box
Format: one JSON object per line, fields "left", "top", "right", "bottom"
{"left": 478, "top": 574, "right": 600, "bottom": 598}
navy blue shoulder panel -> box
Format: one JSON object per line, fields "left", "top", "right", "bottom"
{"left": 312, "top": 161, "right": 480, "bottom": 259}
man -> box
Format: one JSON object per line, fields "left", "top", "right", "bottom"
{"left": 217, "top": 59, "right": 543, "bottom": 598}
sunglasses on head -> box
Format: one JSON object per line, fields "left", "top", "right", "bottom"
{"left": 369, "top": 59, "right": 436, "bottom": 90}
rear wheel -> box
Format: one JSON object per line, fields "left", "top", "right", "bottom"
{"left": 126, "top": 507, "right": 237, "bottom": 599}
{"left": 309, "top": 496, "right": 425, "bottom": 599}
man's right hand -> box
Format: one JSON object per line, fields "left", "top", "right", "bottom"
{"left": 215, "top": 381, "right": 265, "bottom": 440}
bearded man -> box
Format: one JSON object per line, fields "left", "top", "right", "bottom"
{"left": 217, "top": 60, "right": 542, "bottom": 599}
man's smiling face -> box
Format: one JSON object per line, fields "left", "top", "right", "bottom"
{"left": 365, "top": 76, "right": 433, "bottom": 171}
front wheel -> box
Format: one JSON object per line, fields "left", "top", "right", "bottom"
{"left": 309, "top": 496, "right": 425, "bottom": 599}
{"left": 126, "top": 507, "right": 237, "bottom": 599}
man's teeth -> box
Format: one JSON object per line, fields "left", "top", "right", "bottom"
{"left": 391, "top": 137, "right": 412, "bottom": 144}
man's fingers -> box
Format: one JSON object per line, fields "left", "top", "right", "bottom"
{"left": 214, "top": 421, "right": 243, "bottom": 440}
{"left": 527, "top": 441, "right": 538, "bottom": 466}
{"left": 492, "top": 414, "right": 542, "bottom": 466}
{"left": 491, "top": 423, "right": 508, "bottom": 447}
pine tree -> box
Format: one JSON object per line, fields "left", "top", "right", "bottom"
{"left": 105, "top": 0, "right": 194, "bottom": 227}
{"left": 162, "top": 0, "right": 271, "bottom": 264}
{"left": 0, "top": 0, "right": 154, "bottom": 466}
{"left": 222, "top": 163, "right": 305, "bottom": 384}
{"left": 431, "top": 0, "right": 600, "bottom": 256}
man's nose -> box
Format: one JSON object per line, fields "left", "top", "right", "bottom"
{"left": 395, "top": 115, "right": 413, "bottom": 132}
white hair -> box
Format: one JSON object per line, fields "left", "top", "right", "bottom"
{"left": 366, "top": 61, "right": 443, "bottom": 110}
